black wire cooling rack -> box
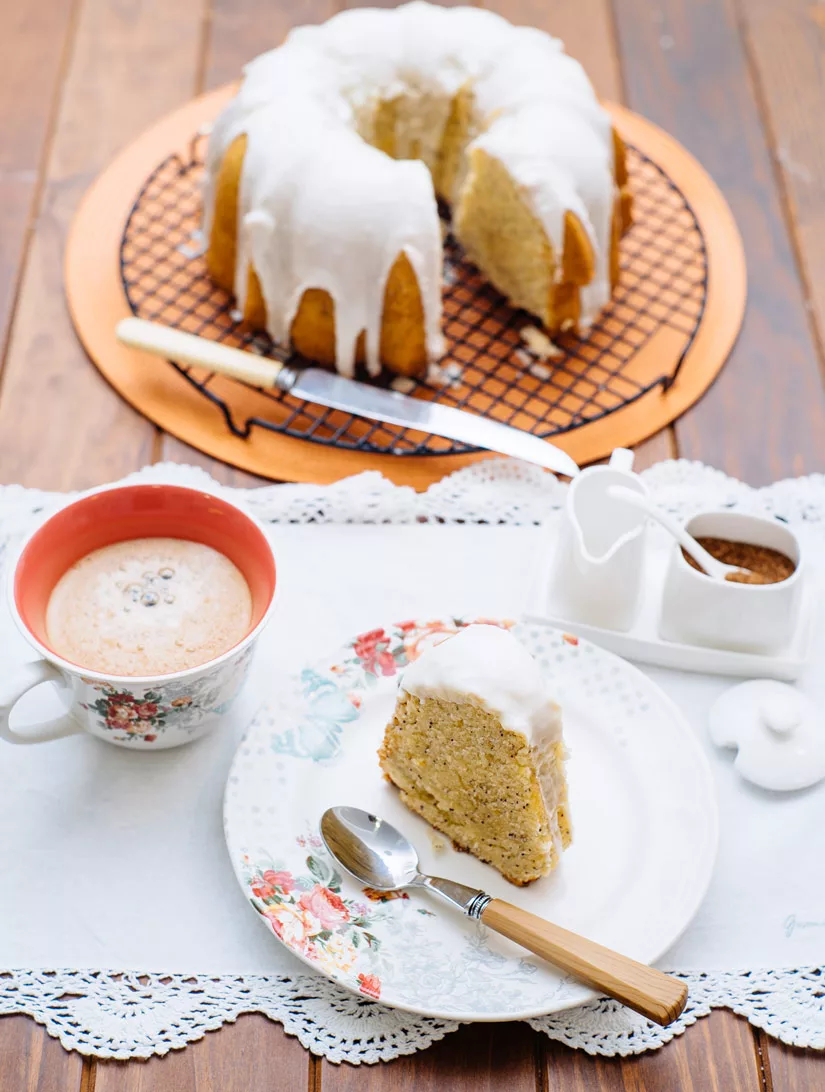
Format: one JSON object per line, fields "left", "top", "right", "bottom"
{"left": 120, "top": 135, "right": 708, "bottom": 458}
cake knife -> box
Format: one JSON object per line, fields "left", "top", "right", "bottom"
{"left": 116, "top": 318, "right": 579, "bottom": 477}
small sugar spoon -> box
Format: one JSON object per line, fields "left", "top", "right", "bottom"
{"left": 320, "top": 806, "right": 687, "bottom": 1026}
{"left": 607, "top": 485, "right": 753, "bottom": 582}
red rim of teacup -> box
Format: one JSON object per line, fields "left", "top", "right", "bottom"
{"left": 8, "top": 482, "right": 277, "bottom": 684}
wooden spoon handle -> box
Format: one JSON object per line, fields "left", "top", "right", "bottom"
{"left": 116, "top": 317, "right": 285, "bottom": 388}
{"left": 481, "top": 899, "right": 687, "bottom": 1026}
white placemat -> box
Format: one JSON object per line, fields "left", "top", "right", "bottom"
{"left": 1, "top": 458, "right": 825, "bottom": 1062}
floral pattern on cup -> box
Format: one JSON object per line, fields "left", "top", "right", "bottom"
{"left": 73, "top": 640, "right": 256, "bottom": 749}
{"left": 81, "top": 685, "right": 194, "bottom": 743}
{"left": 272, "top": 617, "right": 515, "bottom": 762}
{"left": 242, "top": 837, "right": 397, "bottom": 1000}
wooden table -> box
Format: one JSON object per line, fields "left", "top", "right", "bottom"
{"left": 1, "top": 0, "right": 823, "bottom": 1086}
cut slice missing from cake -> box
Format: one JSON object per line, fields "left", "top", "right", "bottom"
{"left": 378, "top": 624, "right": 571, "bottom": 886}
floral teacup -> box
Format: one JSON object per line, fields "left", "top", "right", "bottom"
{"left": 0, "top": 482, "right": 276, "bottom": 750}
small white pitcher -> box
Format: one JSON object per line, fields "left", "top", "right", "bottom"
{"left": 548, "top": 449, "right": 649, "bottom": 631}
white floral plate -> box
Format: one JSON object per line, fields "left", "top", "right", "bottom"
{"left": 223, "top": 618, "right": 718, "bottom": 1022}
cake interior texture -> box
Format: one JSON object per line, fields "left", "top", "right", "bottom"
{"left": 378, "top": 691, "right": 571, "bottom": 886}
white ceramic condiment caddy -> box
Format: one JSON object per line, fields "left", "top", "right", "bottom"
{"left": 534, "top": 457, "right": 813, "bottom": 680}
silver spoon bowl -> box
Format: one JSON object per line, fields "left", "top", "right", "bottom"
{"left": 321, "top": 805, "right": 491, "bottom": 916}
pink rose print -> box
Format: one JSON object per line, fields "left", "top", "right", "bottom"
{"left": 262, "top": 869, "right": 295, "bottom": 894}
{"left": 264, "top": 903, "right": 320, "bottom": 949}
{"left": 251, "top": 876, "right": 276, "bottom": 899}
{"left": 88, "top": 684, "right": 191, "bottom": 742}
{"left": 358, "top": 973, "right": 381, "bottom": 1000}
{"left": 353, "top": 628, "right": 396, "bottom": 677}
{"left": 106, "top": 704, "right": 138, "bottom": 727}
{"left": 297, "top": 884, "right": 350, "bottom": 930}
{"left": 246, "top": 854, "right": 388, "bottom": 993}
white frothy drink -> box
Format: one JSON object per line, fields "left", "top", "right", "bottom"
{"left": 45, "top": 538, "right": 252, "bottom": 676}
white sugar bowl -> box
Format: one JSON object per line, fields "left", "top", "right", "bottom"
{"left": 659, "top": 511, "right": 803, "bottom": 654}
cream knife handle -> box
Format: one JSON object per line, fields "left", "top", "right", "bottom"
{"left": 116, "top": 317, "right": 286, "bottom": 389}
{"left": 481, "top": 899, "right": 687, "bottom": 1027}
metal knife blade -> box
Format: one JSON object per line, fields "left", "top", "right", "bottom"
{"left": 114, "top": 318, "right": 579, "bottom": 476}
{"left": 287, "top": 368, "right": 579, "bottom": 477}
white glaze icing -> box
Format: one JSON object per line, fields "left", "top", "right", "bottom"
{"left": 708, "top": 681, "right": 825, "bottom": 792}
{"left": 203, "top": 1, "right": 617, "bottom": 375}
{"left": 401, "top": 623, "right": 562, "bottom": 742}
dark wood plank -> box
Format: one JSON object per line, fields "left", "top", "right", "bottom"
{"left": 737, "top": 0, "right": 825, "bottom": 334}
{"left": 736, "top": 0, "right": 825, "bottom": 445}
{"left": 0, "top": 1015, "right": 84, "bottom": 1092}
{"left": 613, "top": 0, "right": 825, "bottom": 484}
{"left": 761, "top": 1030, "right": 825, "bottom": 1091}
{"left": 633, "top": 431, "right": 675, "bottom": 471}
{"left": 543, "top": 1010, "right": 763, "bottom": 1091}
{"left": 159, "top": 434, "right": 268, "bottom": 486}
{"left": 0, "top": 0, "right": 209, "bottom": 489}
{"left": 203, "top": 0, "right": 339, "bottom": 90}
{"left": 0, "top": 0, "right": 75, "bottom": 360}
{"left": 93, "top": 1014, "right": 310, "bottom": 1092}
{"left": 484, "top": 0, "right": 622, "bottom": 101}
{"left": 322, "top": 1022, "right": 538, "bottom": 1091}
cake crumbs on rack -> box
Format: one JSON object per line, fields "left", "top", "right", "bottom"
{"left": 177, "top": 229, "right": 206, "bottom": 260}
{"left": 390, "top": 376, "right": 417, "bottom": 394}
{"left": 427, "top": 361, "right": 463, "bottom": 388}
{"left": 519, "top": 325, "right": 564, "bottom": 359}
{"left": 529, "top": 361, "right": 552, "bottom": 381}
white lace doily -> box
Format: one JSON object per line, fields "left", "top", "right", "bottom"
{"left": 2, "top": 457, "right": 825, "bottom": 1062}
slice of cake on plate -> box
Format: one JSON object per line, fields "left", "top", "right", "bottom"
{"left": 378, "top": 624, "right": 571, "bottom": 885}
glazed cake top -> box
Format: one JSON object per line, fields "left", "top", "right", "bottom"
{"left": 400, "top": 623, "right": 562, "bottom": 744}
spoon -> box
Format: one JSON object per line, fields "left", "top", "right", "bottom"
{"left": 607, "top": 485, "right": 752, "bottom": 582}
{"left": 320, "top": 806, "right": 688, "bottom": 1026}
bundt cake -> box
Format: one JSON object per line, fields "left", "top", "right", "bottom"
{"left": 203, "top": 2, "right": 632, "bottom": 379}
{"left": 378, "top": 624, "right": 571, "bottom": 886}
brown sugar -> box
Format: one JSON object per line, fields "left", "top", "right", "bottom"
{"left": 682, "top": 537, "right": 796, "bottom": 585}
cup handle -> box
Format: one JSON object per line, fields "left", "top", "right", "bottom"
{"left": 0, "top": 660, "right": 83, "bottom": 744}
